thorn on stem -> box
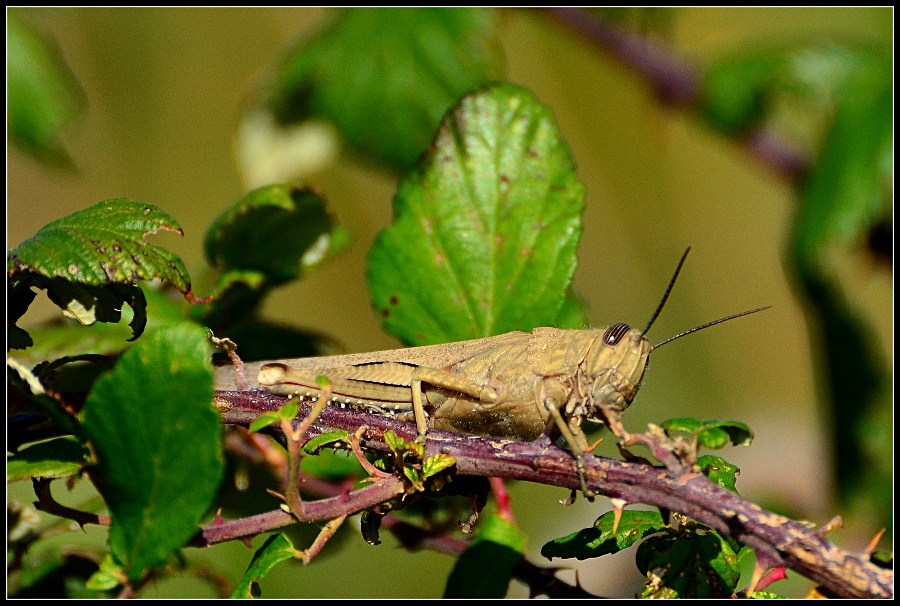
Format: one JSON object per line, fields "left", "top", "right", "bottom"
{"left": 609, "top": 498, "right": 627, "bottom": 534}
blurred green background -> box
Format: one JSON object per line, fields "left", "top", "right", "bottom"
{"left": 7, "top": 7, "right": 891, "bottom": 598}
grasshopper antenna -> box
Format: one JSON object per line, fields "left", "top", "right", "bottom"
{"left": 642, "top": 247, "right": 691, "bottom": 337}
{"left": 653, "top": 306, "right": 771, "bottom": 350}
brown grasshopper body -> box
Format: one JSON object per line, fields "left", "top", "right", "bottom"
{"left": 258, "top": 323, "right": 647, "bottom": 448}
{"left": 252, "top": 250, "right": 765, "bottom": 497}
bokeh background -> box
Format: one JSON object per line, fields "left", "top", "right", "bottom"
{"left": 8, "top": 7, "right": 892, "bottom": 598}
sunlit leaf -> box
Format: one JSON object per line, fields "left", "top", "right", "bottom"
{"left": 231, "top": 533, "right": 299, "bottom": 599}
{"left": 369, "top": 83, "right": 584, "bottom": 344}
{"left": 269, "top": 8, "right": 504, "bottom": 169}
{"left": 81, "top": 323, "right": 222, "bottom": 580}
{"left": 7, "top": 11, "right": 85, "bottom": 166}
{"left": 542, "top": 510, "right": 666, "bottom": 560}
{"left": 445, "top": 513, "right": 525, "bottom": 598}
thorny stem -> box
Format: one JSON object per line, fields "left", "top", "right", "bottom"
{"left": 350, "top": 426, "right": 392, "bottom": 478}
{"left": 215, "top": 389, "right": 892, "bottom": 599}
{"left": 193, "top": 476, "right": 405, "bottom": 546}
{"left": 300, "top": 514, "right": 348, "bottom": 565}
{"left": 32, "top": 478, "right": 110, "bottom": 528}
{"left": 489, "top": 477, "right": 516, "bottom": 526}
{"left": 282, "top": 382, "right": 331, "bottom": 521}
{"left": 210, "top": 335, "right": 248, "bottom": 391}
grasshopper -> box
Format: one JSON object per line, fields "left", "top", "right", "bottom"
{"left": 253, "top": 249, "right": 766, "bottom": 497}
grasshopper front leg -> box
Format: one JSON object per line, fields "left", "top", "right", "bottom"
{"left": 537, "top": 380, "right": 595, "bottom": 499}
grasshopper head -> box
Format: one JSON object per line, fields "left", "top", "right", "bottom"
{"left": 584, "top": 323, "right": 652, "bottom": 421}
{"left": 578, "top": 249, "right": 768, "bottom": 433}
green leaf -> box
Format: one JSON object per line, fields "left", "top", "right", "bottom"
{"left": 369, "top": 83, "right": 585, "bottom": 344}
{"left": 8, "top": 199, "right": 193, "bottom": 343}
{"left": 701, "top": 51, "right": 786, "bottom": 135}
{"left": 7, "top": 436, "right": 90, "bottom": 482}
{"left": 231, "top": 533, "right": 299, "bottom": 599}
{"left": 383, "top": 429, "right": 418, "bottom": 457}
{"left": 422, "top": 453, "right": 456, "bottom": 478}
{"left": 200, "top": 269, "right": 268, "bottom": 330}
{"left": 870, "top": 551, "right": 892, "bottom": 569}
{"left": 13, "top": 285, "right": 186, "bottom": 366}
{"left": 403, "top": 465, "right": 422, "bottom": 486}
{"left": 249, "top": 411, "right": 282, "bottom": 434}
{"left": 542, "top": 510, "right": 667, "bottom": 560}
{"left": 9, "top": 279, "right": 38, "bottom": 350}
{"left": 7, "top": 357, "right": 83, "bottom": 439}
{"left": 661, "top": 418, "right": 754, "bottom": 450}
{"left": 7, "top": 10, "right": 85, "bottom": 166}
{"left": 794, "top": 52, "right": 892, "bottom": 265}
{"left": 81, "top": 323, "right": 222, "bottom": 580}
{"left": 204, "top": 184, "right": 334, "bottom": 284}
{"left": 696, "top": 455, "right": 740, "bottom": 495}
{"left": 299, "top": 448, "right": 362, "bottom": 482}
{"left": 270, "top": 7, "right": 504, "bottom": 169}
{"left": 8, "top": 199, "right": 189, "bottom": 290}
{"left": 785, "top": 49, "right": 891, "bottom": 520}
{"left": 302, "top": 430, "right": 349, "bottom": 454}
{"left": 8, "top": 551, "right": 111, "bottom": 599}
{"left": 636, "top": 525, "right": 741, "bottom": 598}
{"left": 555, "top": 290, "right": 590, "bottom": 330}
{"left": 746, "top": 590, "right": 789, "bottom": 599}
{"left": 660, "top": 417, "right": 703, "bottom": 434}
{"left": 360, "top": 509, "right": 384, "bottom": 546}
{"left": 794, "top": 269, "right": 888, "bottom": 516}
{"left": 84, "top": 555, "right": 125, "bottom": 592}
{"left": 444, "top": 513, "right": 526, "bottom": 598}
{"left": 278, "top": 398, "right": 300, "bottom": 422}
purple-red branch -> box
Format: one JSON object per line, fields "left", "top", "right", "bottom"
{"left": 214, "top": 389, "right": 892, "bottom": 599}
{"left": 545, "top": 7, "right": 809, "bottom": 182}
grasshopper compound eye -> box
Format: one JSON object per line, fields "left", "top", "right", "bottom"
{"left": 603, "top": 323, "right": 631, "bottom": 345}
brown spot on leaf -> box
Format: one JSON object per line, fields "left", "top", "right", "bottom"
{"left": 113, "top": 245, "right": 122, "bottom": 252}
{"left": 389, "top": 296, "right": 399, "bottom": 306}
{"left": 68, "top": 264, "right": 79, "bottom": 275}
{"left": 381, "top": 309, "right": 390, "bottom": 318}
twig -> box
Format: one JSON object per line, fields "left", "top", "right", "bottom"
{"left": 282, "top": 386, "right": 331, "bottom": 520}
{"left": 544, "top": 7, "right": 809, "bottom": 181}
{"left": 32, "top": 478, "right": 110, "bottom": 528}
{"left": 191, "top": 475, "right": 404, "bottom": 547}
{"left": 299, "top": 514, "right": 347, "bottom": 565}
{"left": 215, "top": 389, "right": 893, "bottom": 599}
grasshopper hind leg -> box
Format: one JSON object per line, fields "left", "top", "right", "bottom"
{"left": 409, "top": 366, "right": 501, "bottom": 441}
